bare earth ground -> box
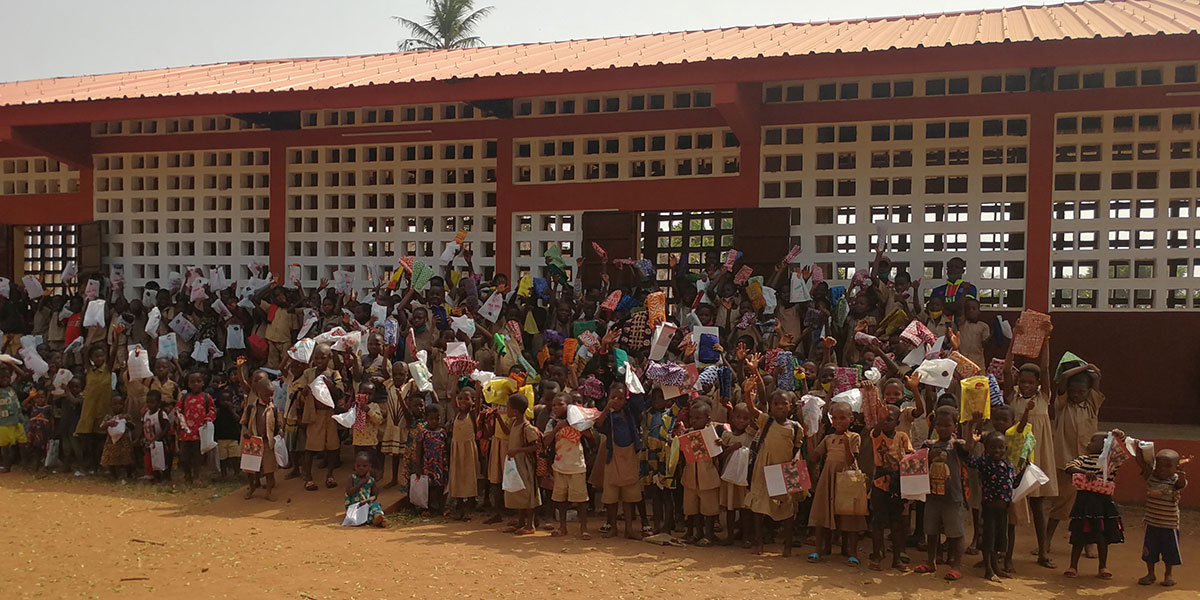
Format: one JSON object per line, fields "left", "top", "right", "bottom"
{"left": 2, "top": 472, "right": 1197, "bottom": 600}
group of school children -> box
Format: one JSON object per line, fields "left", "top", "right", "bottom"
{"left": 0, "top": 245, "right": 1186, "bottom": 586}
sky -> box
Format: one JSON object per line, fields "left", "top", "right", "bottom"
{"left": 1, "top": 0, "right": 1058, "bottom": 82}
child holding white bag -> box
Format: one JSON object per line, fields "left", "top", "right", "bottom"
{"left": 99, "top": 394, "right": 134, "bottom": 480}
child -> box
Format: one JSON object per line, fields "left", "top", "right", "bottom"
{"left": 503, "top": 393, "right": 542, "bottom": 534}
{"left": 641, "top": 386, "right": 683, "bottom": 535}
{"left": 1047, "top": 361, "right": 1104, "bottom": 552}
{"left": 380, "top": 362, "right": 413, "bottom": 489}
{"left": 810, "top": 401, "right": 867, "bottom": 564}
{"left": 75, "top": 344, "right": 113, "bottom": 471}
{"left": 953, "top": 299, "right": 989, "bottom": 373}
{"left": 99, "top": 395, "right": 134, "bottom": 480}
{"left": 914, "top": 405, "right": 970, "bottom": 580}
{"left": 176, "top": 371, "right": 216, "bottom": 484}
{"left": 413, "top": 405, "right": 449, "bottom": 515}
{"left": 345, "top": 451, "right": 387, "bottom": 528}
{"left": 966, "top": 430, "right": 1017, "bottom": 581}
{"left": 869, "top": 404, "right": 914, "bottom": 571}
{"left": 213, "top": 390, "right": 242, "bottom": 478}
{"left": 351, "top": 381, "right": 384, "bottom": 475}
{"left": 548, "top": 392, "right": 593, "bottom": 539}
{"left": 24, "top": 390, "right": 54, "bottom": 470}
{"left": 680, "top": 402, "right": 722, "bottom": 546}
{"left": 142, "top": 390, "right": 171, "bottom": 481}
{"left": 1137, "top": 448, "right": 1186, "bottom": 587}
{"left": 448, "top": 387, "right": 481, "bottom": 521}
{"left": 594, "top": 381, "right": 646, "bottom": 540}
{"left": 719, "top": 402, "right": 754, "bottom": 546}
{"left": 1002, "top": 327, "right": 1056, "bottom": 569}
{"left": 987, "top": 403, "right": 1035, "bottom": 574}
{"left": 240, "top": 369, "right": 280, "bottom": 500}
{"left": 300, "top": 343, "right": 344, "bottom": 491}
{"left": 259, "top": 286, "right": 295, "bottom": 370}
{"left": 1063, "top": 430, "right": 1125, "bottom": 579}
{"left": 742, "top": 384, "right": 806, "bottom": 556}
{"left": 0, "top": 363, "right": 26, "bottom": 472}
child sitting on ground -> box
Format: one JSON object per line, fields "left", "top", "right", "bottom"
{"left": 345, "top": 451, "right": 386, "bottom": 528}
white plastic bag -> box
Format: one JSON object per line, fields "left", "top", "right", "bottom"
{"left": 169, "top": 313, "right": 197, "bottom": 341}
{"left": 502, "top": 457, "right": 526, "bottom": 492}
{"left": 167, "top": 271, "right": 183, "bottom": 293}
{"left": 199, "top": 422, "right": 217, "bottom": 453}
{"left": 341, "top": 502, "right": 370, "bottom": 527}
{"left": 52, "top": 368, "right": 73, "bottom": 389}
{"left": 61, "top": 261, "right": 78, "bottom": 285}
{"left": 150, "top": 441, "right": 166, "bottom": 471}
{"left": 800, "top": 394, "right": 825, "bottom": 435}
{"left": 274, "top": 434, "right": 288, "bottom": 467}
{"left": 450, "top": 315, "right": 476, "bottom": 338}
{"left": 288, "top": 338, "right": 314, "bottom": 364}
{"left": 22, "top": 275, "right": 43, "bottom": 298}
{"left": 625, "top": 362, "right": 644, "bottom": 394}
{"left": 83, "top": 279, "right": 100, "bottom": 302}
{"left": 409, "top": 350, "right": 434, "bottom": 392}
{"left": 209, "top": 266, "right": 227, "bottom": 291}
{"left": 107, "top": 418, "right": 126, "bottom": 443}
{"left": 225, "top": 324, "right": 245, "bottom": 350}
{"left": 156, "top": 333, "right": 179, "bottom": 360}
{"left": 720, "top": 447, "right": 751, "bottom": 486}
{"left": 190, "top": 278, "right": 208, "bottom": 302}
{"left": 566, "top": 404, "right": 601, "bottom": 431}
{"left": 83, "top": 299, "right": 106, "bottom": 328}
{"left": 296, "top": 313, "right": 318, "bottom": 340}
{"left": 309, "top": 374, "right": 335, "bottom": 408}
{"left": 371, "top": 302, "right": 387, "bottom": 324}
{"left": 211, "top": 298, "right": 232, "bottom": 321}
{"left": 409, "top": 474, "right": 430, "bottom": 508}
{"left": 1013, "top": 464, "right": 1050, "bottom": 502}
{"left": 18, "top": 346, "right": 49, "bottom": 379}
{"left": 44, "top": 439, "right": 62, "bottom": 468}
{"left": 0, "top": 277, "right": 9, "bottom": 299}
{"left": 332, "top": 406, "right": 357, "bottom": 428}
{"left": 831, "top": 387, "right": 863, "bottom": 413}
{"left": 915, "top": 358, "right": 957, "bottom": 389}
{"left": 145, "top": 307, "right": 161, "bottom": 338}
{"left": 127, "top": 345, "right": 152, "bottom": 379}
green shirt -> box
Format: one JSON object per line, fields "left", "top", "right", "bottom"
{"left": 0, "top": 387, "right": 21, "bottom": 426}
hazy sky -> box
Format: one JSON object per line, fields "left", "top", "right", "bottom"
{"left": 2, "top": 0, "right": 1054, "bottom": 82}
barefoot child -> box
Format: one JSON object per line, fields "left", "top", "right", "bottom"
{"left": 680, "top": 402, "right": 721, "bottom": 546}
{"left": 176, "top": 371, "right": 216, "bottom": 484}
{"left": 810, "top": 401, "right": 867, "bottom": 564}
{"left": 503, "top": 393, "right": 542, "bottom": 535}
{"left": 594, "top": 381, "right": 646, "bottom": 540}
{"left": 448, "top": 387, "right": 481, "bottom": 521}
{"left": 869, "top": 404, "right": 914, "bottom": 571}
{"left": 1137, "top": 448, "right": 1187, "bottom": 587}
{"left": 548, "top": 392, "right": 593, "bottom": 539}
{"left": 914, "top": 405, "right": 970, "bottom": 580}
{"left": 99, "top": 395, "right": 134, "bottom": 480}
{"left": 719, "top": 403, "right": 755, "bottom": 546}
{"left": 300, "top": 343, "right": 344, "bottom": 491}
{"left": 987, "top": 403, "right": 1035, "bottom": 573}
{"left": 1002, "top": 323, "right": 1056, "bottom": 568}
{"left": 345, "top": 451, "right": 387, "bottom": 528}
{"left": 380, "top": 362, "right": 413, "bottom": 489}
{"left": 1046, "top": 360, "right": 1103, "bottom": 551}
{"left": 1063, "top": 430, "right": 1125, "bottom": 579}
{"left": 742, "top": 375, "right": 806, "bottom": 555}
{"left": 413, "top": 405, "right": 449, "bottom": 514}
{"left": 213, "top": 390, "right": 242, "bottom": 478}
{"left": 966, "top": 430, "right": 1017, "bottom": 581}
{"left": 240, "top": 369, "right": 280, "bottom": 500}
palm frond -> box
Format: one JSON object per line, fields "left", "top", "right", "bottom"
{"left": 395, "top": 0, "right": 493, "bottom": 51}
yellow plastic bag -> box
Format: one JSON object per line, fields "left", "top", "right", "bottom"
{"left": 959, "top": 375, "right": 991, "bottom": 422}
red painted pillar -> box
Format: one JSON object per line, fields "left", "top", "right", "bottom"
{"left": 493, "top": 134, "right": 513, "bottom": 279}
{"left": 269, "top": 144, "right": 288, "bottom": 275}
{"left": 1025, "top": 107, "right": 1054, "bottom": 312}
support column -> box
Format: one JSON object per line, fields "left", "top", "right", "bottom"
{"left": 268, "top": 143, "right": 288, "bottom": 274}
{"left": 1025, "top": 107, "right": 1054, "bottom": 312}
{"left": 493, "top": 134, "right": 514, "bottom": 278}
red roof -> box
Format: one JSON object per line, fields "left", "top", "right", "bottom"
{"left": 2, "top": 0, "right": 1198, "bottom": 107}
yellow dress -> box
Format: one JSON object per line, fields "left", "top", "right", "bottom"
{"left": 74, "top": 366, "right": 112, "bottom": 435}
{"left": 503, "top": 420, "right": 542, "bottom": 510}
{"left": 448, "top": 413, "right": 479, "bottom": 499}
{"left": 743, "top": 413, "right": 805, "bottom": 522}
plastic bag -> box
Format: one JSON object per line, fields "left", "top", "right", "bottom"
{"left": 800, "top": 394, "right": 825, "bottom": 435}
{"left": 211, "top": 298, "right": 233, "bottom": 321}
{"left": 332, "top": 406, "right": 356, "bottom": 428}
{"left": 309, "top": 375, "right": 335, "bottom": 408}
{"left": 18, "top": 346, "right": 49, "bottom": 379}
{"left": 566, "top": 404, "right": 601, "bottom": 431}
{"left": 83, "top": 279, "right": 100, "bottom": 302}
{"left": 834, "top": 468, "right": 869, "bottom": 515}
{"left": 958, "top": 376, "right": 991, "bottom": 422}
{"left": 0, "top": 277, "right": 9, "bottom": 299}
{"left": 150, "top": 441, "right": 166, "bottom": 471}
{"left": 156, "top": 333, "right": 179, "bottom": 360}
{"left": 127, "top": 345, "right": 152, "bottom": 379}
{"left": 226, "top": 324, "right": 245, "bottom": 350}
{"left": 45, "top": 439, "right": 62, "bottom": 468}
{"left": 831, "top": 388, "right": 863, "bottom": 413}
{"left": 169, "top": 313, "right": 197, "bottom": 341}
{"left": 288, "top": 338, "right": 314, "bottom": 363}
{"left": 274, "top": 435, "right": 288, "bottom": 467}
{"left": 342, "top": 502, "right": 370, "bottom": 527}
{"left": 199, "top": 422, "right": 217, "bottom": 453}
{"left": 145, "top": 307, "right": 161, "bottom": 338}
{"left": 1012, "top": 463, "right": 1050, "bottom": 502}
{"left": 409, "top": 473, "right": 430, "bottom": 508}
{"left": 915, "top": 358, "right": 956, "bottom": 389}
{"left": 502, "top": 457, "right": 526, "bottom": 492}
{"left": 107, "top": 418, "right": 126, "bottom": 443}
{"left": 61, "top": 260, "right": 78, "bottom": 284}
{"left": 22, "top": 275, "right": 43, "bottom": 298}
{"left": 720, "top": 446, "right": 751, "bottom": 486}
{"left": 409, "top": 351, "right": 434, "bottom": 392}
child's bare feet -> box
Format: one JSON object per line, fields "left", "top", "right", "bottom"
{"left": 578, "top": 531, "right": 592, "bottom": 540}
{"left": 243, "top": 487, "right": 255, "bottom": 499}
{"left": 263, "top": 489, "right": 275, "bottom": 501}
{"left": 602, "top": 527, "right": 617, "bottom": 539}
{"left": 624, "top": 528, "right": 642, "bottom": 540}
{"left": 372, "top": 514, "right": 387, "bottom": 528}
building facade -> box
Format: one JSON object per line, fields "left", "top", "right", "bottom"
{"left": 2, "top": 0, "right": 1199, "bottom": 423}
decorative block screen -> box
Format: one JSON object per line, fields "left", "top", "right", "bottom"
{"left": 1, "top": 156, "right": 79, "bottom": 195}
{"left": 513, "top": 128, "right": 740, "bottom": 185}
{"left": 512, "top": 212, "right": 582, "bottom": 281}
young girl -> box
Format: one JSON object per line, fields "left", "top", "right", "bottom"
{"left": 987, "top": 403, "right": 1035, "bottom": 574}
{"left": 345, "top": 451, "right": 387, "bottom": 528}
{"left": 0, "top": 363, "right": 25, "bottom": 472}
{"left": 548, "top": 392, "right": 593, "bottom": 539}
{"left": 413, "top": 404, "right": 449, "bottom": 515}
{"left": 503, "top": 393, "right": 542, "bottom": 535}
{"left": 966, "top": 430, "right": 1017, "bottom": 581}
{"left": 719, "top": 402, "right": 754, "bottom": 546}
{"left": 448, "top": 387, "right": 480, "bottom": 521}
{"left": 1002, "top": 326, "right": 1056, "bottom": 569}
{"left": 1047, "top": 360, "right": 1104, "bottom": 553}
{"left": 380, "top": 362, "right": 413, "bottom": 489}
{"left": 240, "top": 368, "right": 280, "bottom": 500}
{"left": 300, "top": 343, "right": 344, "bottom": 491}
{"left": 1063, "top": 430, "right": 1125, "bottom": 579}
{"left": 75, "top": 344, "right": 113, "bottom": 471}
{"left": 100, "top": 395, "right": 135, "bottom": 480}
{"left": 641, "top": 386, "right": 683, "bottom": 535}
{"left": 176, "top": 371, "right": 216, "bottom": 484}
{"left": 350, "top": 382, "right": 384, "bottom": 475}
{"left": 810, "top": 401, "right": 867, "bottom": 564}
{"left": 742, "top": 362, "right": 806, "bottom": 556}
{"left": 23, "top": 390, "right": 54, "bottom": 470}
{"left": 142, "top": 390, "right": 170, "bottom": 481}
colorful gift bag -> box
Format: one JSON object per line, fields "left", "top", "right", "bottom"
{"left": 648, "top": 321, "right": 676, "bottom": 361}
{"left": 722, "top": 249, "right": 741, "bottom": 271}
{"left": 600, "top": 290, "right": 622, "bottom": 312}
{"left": 834, "top": 468, "right": 869, "bottom": 515}
{"left": 1011, "top": 310, "right": 1051, "bottom": 357}
{"left": 833, "top": 367, "right": 859, "bottom": 395}
{"left": 958, "top": 376, "right": 991, "bottom": 422}
{"left": 878, "top": 305, "right": 909, "bottom": 336}
{"left": 861, "top": 383, "right": 888, "bottom": 431}
{"left": 948, "top": 350, "right": 982, "bottom": 378}
{"left": 900, "top": 449, "right": 930, "bottom": 501}
{"left": 1071, "top": 472, "right": 1116, "bottom": 495}
{"left": 577, "top": 330, "right": 600, "bottom": 353}
{"left": 410, "top": 260, "right": 435, "bottom": 291}
{"left": 590, "top": 241, "right": 607, "bottom": 261}
{"left": 645, "top": 291, "right": 666, "bottom": 329}
{"left": 745, "top": 279, "right": 765, "bottom": 310}
{"left": 764, "top": 460, "right": 812, "bottom": 496}
{"left": 901, "top": 320, "right": 936, "bottom": 347}
{"left": 733, "top": 265, "right": 753, "bottom": 286}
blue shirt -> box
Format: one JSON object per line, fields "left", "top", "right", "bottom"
{"left": 597, "top": 393, "right": 646, "bottom": 450}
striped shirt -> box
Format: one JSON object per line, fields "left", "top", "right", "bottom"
{"left": 1144, "top": 474, "right": 1181, "bottom": 530}
{"left": 1065, "top": 453, "right": 1104, "bottom": 478}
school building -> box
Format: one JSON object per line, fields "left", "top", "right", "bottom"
{"left": 1, "top": 0, "right": 1198, "bottom": 425}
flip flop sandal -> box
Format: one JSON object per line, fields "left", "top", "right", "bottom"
{"left": 304, "top": 481, "right": 318, "bottom": 491}
{"left": 695, "top": 538, "right": 713, "bottom": 548}
{"left": 1063, "top": 568, "right": 1078, "bottom": 578}
{"left": 514, "top": 527, "right": 535, "bottom": 536}
{"left": 1097, "top": 569, "right": 1113, "bottom": 580}
{"left": 549, "top": 529, "right": 567, "bottom": 537}
{"left": 944, "top": 570, "right": 962, "bottom": 581}
{"left": 847, "top": 557, "right": 860, "bottom": 567}
{"left": 1162, "top": 578, "right": 1176, "bottom": 587}
{"left": 913, "top": 564, "right": 935, "bottom": 574}
{"left": 325, "top": 477, "right": 338, "bottom": 489}
{"left": 869, "top": 561, "right": 883, "bottom": 571}
{"left": 1036, "top": 557, "right": 1057, "bottom": 569}
{"left": 807, "top": 553, "right": 821, "bottom": 563}
{"left": 893, "top": 563, "right": 910, "bottom": 572}
{"left": 1137, "top": 575, "right": 1156, "bottom": 586}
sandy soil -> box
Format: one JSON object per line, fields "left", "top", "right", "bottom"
{"left": 1, "top": 472, "right": 1196, "bottom": 600}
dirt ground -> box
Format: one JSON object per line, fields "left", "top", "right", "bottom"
{"left": 1, "top": 472, "right": 1197, "bottom": 600}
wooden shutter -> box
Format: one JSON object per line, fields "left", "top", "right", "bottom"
{"left": 77, "top": 221, "right": 103, "bottom": 276}
{"left": 0, "top": 225, "right": 12, "bottom": 280}
{"left": 733, "top": 207, "right": 791, "bottom": 276}
{"left": 580, "top": 211, "right": 637, "bottom": 286}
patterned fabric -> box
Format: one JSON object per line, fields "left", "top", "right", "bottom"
{"left": 175, "top": 393, "right": 215, "bottom": 442}
{"left": 694, "top": 366, "right": 719, "bottom": 390}
{"left": 718, "top": 366, "right": 733, "bottom": 399}
{"left": 640, "top": 403, "right": 682, "bottom": 488}
{"left": 345, "top": 474, "right": 384, "bottom": 520}
{"left": 967, "top": 456, "right": 1017, "bottom": 503}
{"left": 635, "top": 258, "right": 656, "bottom": 281}
{"left": 580, "top": 375, "right": 605, "bottom": 400}
{"left": 645, "top": 291, "right": 666, "bottom": 329}
{"left": 775, "top": 352, "right": 795, "bottom": 391}
{"left": 415, "top": 426, "right": 449, "bottom": 487}
{"left": 543, "top": 329, "right": 565, "bottom": 346}
{"left": 645, "top": 361, "right": 689, "bottom": 387}
{"left": 620, "top": 311, "right": 651, "bottom": 352}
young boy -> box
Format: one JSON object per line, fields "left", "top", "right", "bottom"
{"left": 0, "top": 363, "right": 26, "bottom": 472}
{"left": 870, "top": 404, "right": 914, "bottom": 571}
{"left": 213, "top": 389, "right": 242, "bottom": 478}
{"left": 548, "top": 392, "right": 592, "bottom": 539}
{"left": 300, "top": 343, "right": 344, "bottom": 490}
{"left": 679, "top": 402, "right": 721, "bottom": 546}
{"left": 966, "top": 430, "right": 1017, "bottom": 581}
{"left": 915, "top": 405, "right": 970, "bottom": 580}
{"left": 1137, "top": 448, "right": 1187, "bottom": 587}
{"left": 594, "top": 381, "right": 646, "bottom": 540}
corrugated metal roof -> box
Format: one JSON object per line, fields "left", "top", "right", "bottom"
{"left": 2, "top": 0, "right": 1198, "bottom": 107}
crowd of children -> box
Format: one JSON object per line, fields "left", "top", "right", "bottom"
{"left": 0, "top": 245, "right": 1186, "bottom": 586}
